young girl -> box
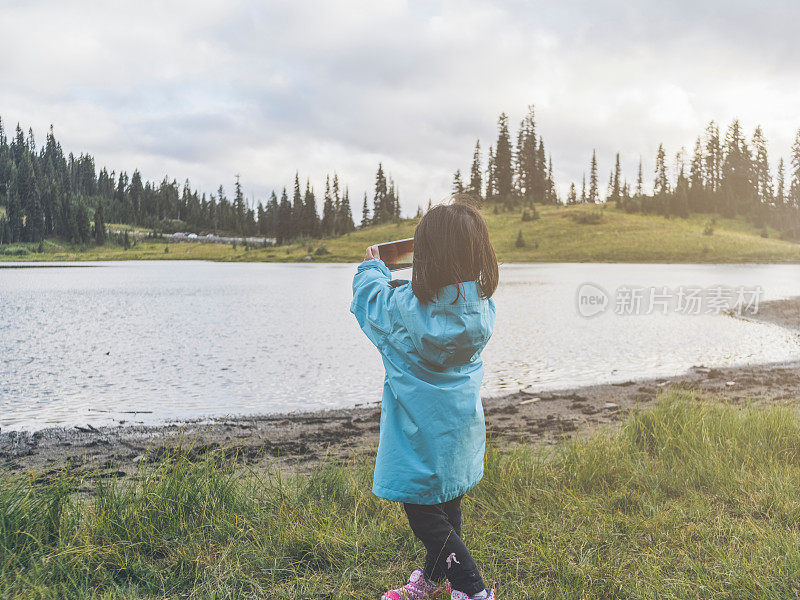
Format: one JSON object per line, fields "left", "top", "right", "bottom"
{"left": 350, "top": 200, "right": 499, "bottom": 600}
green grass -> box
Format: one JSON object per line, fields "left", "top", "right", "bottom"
{"left": 3, "top": 392, "right": 800, "bottom": 598}
{"left": 3, "top": 205, "right": 800, "bottom": 263}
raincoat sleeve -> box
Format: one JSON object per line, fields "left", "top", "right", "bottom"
{"left": 350, "top": 258, "right": 396, "bottom": 349}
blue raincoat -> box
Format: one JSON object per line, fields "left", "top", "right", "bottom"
{"left": 350, "top": 258, "right": 496, "bottom": 504}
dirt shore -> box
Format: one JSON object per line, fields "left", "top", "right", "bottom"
{"left": 3, "top": 297, "right": 799, "bottom": 484}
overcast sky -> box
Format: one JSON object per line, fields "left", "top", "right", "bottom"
{"left": 2, "top": 0, "right": 799, "bottom": 214}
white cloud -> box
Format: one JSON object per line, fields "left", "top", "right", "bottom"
{"left": 1, "top": 0, "right": 798, "bottom": 212}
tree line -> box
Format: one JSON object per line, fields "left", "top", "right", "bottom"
{"left": 454, "top": 107, "right": 800, "bottom": 238}
{"left": 0, "top": 117, "right": 406, "bottom": 246}
{"left": 451, "top": 105, "right": 558, "bottom": 209}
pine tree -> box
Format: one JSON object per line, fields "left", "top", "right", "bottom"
{"left": 704, "top": 121, "right": 722, "bottom": 195}
{"left": 469, "top": 140, "right": 482, "bottom": 201}
{"left": 654, "top": 143, "right": 669, "bottom": 215}
{"left": 338, "top": 186, "right": 355, "bottom": 232}
{"left": 635, "top": 157, "right": 644, "bottom": 200}
{"left": 791, "top": 129, "right": 800, "bottom": 209}
{"left": 76, "top": 203, "right": 90, "bottom": 243}
{"left": 611, "top": 153, "right": 622, "bottom": 208}
{"left": 360, "top": 193, "right": 370, "bottom": 228}
{"left": 721, "top": 119, "right": 753, "bottom": 216}
{"left": 580, "top": 173, "right": 587, "bottom": 204}
{"left": 546, "top": 156, "right": 557, "bottom": 204}
{"left": 752, "top": 126, "right": 772, "bottom": 205}
{"left": 234, "top": 174, "right": 246, "bottom": 235}
{"left": 94, "top": 201, "right": 106, "bottom": 245}
{"left": 265, "top": 191, "right": 279, "bottom": 238}
{"left": 130, "top": 170, "right": 144, "bottom": 224}
{"left": 452, "top": 169, "right": 464, "bottom": 194}
{"left": 257, "top": 200, "right": 266, "bottom": 235}
{"left": 588, "top": 150, "right": 599, "bottom": 204}
{"left": 494, "top": 113, "right": 513, "bottom": 202}
{"left": 292, "top": 173, "right": 303, "bottom": 237}
{"left": 516, "top": 106, "right": 538, "bottom": 204}
{"left": 372, "top": 163, "right": 389, "bottom": 224}
{"left": 567, "top": 182, "right": 577, "bottom": 205}
{"left": 689, "top": 137, "right": 705, "bottom": 212}
{"left": 277, "top": 187, "right": 292, "bottom": 244}
{"left": 321, "top": 175, "right": 335, "bottom": 235}
{"left": 485, "top": 145, "right": 496, "bottom": 201}
{"left": 674, "top": 159, "right": 690, "bottom": 218}
{"left": 6, "top": 166, "right": 23, "bottom": 242}
{"left": 536, "top": 138, "right": 547, "bottom": 204}
{"left": 328, "top": 173, "right": 340, "bottom": 234}
{"left": 303, "top": 179, "right": 319, "bottom": 237}
{"left": 19, "top": 151, "right": 43, "bottom": 242}
{"left": 776, "top": 157, "right": 786, "bottom": 207}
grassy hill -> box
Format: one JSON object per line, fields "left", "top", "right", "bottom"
{"left": 2, "top": 204, "right": 800, "bottom": 263}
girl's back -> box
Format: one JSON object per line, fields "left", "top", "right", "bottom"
{"left": 350, "top": 200, "right": 497, "bottom": 505}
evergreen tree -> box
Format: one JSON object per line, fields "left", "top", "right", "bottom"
{"left": 588, "top": 150, "right": 599, "bottom": 204}
{"left": 76, "top": 203, "right": 90, "bottom": 243}
{"left": 292, "top": 173, "right": 303, "bottom": 237}
{"left": 704, "top": 121, "right": 722, "bottom": 196}
{"left": 721, "top": 119, "right": 753, "bottom": 217}
{"left": 234, "top": 174, "right": 247, "bottom": 235}
{"left": 689, "top": 137, "right": 705, "bottom": 212}
{"left": 6, "top": 166, "right": 23, "bottom": 242}
{"left": 776, "top": 157, "right": 786, "bottom": 207}
{"left": 791, "top": 129, "right": 800, "bottom": 209}
{"left": 485, "top": 145, "right": 496, "bottom": 201}
{"left": 372, "top": 163, "right": 389, "bottom": 224}
{"left": 674, "top": 160, "right": 690, "bottom": 218}
{"left": 494, "top": 113, "right": 513, "bottom": 202}
{"left": 360, "top": 193, "right": 370, "bottom": 228}
{"left": 545, "top": 156, "right": 557, "bottom": 204}
{"left": 580, "top": 173, "right": 587, "bottom": 204}
{"left": 516, "top": 106, "right": 538, "bottom": 204}
{"left": 321, "top": 175, "right": 335, "bottom": 235}
{"left": 611, "top": 153, "right": 622, "bottom": 208}
{"left": 468, "top": 140, "right": 482, "bottom": 201}
{"left": 257, "top": 200, "right": 266, "bottom": 235}
{"left": 94, "top": 201, "right": 106, "bottom": 245}
{"left": 19, "top": 152, "right": 43, "bottom": 242}
{"left": 302, "top": 179, "right": 319, "bottom": 237}
{"left": 277, "top": 187, "right": 292, "bottom": 244}
{"left": 339, "top": 186, "right": 355, "bottom": 232}
{"left": 536, "top": 138, "right": 547, "bottom": 203}
{"left": 452, "top": 169, "right": 464, "bottom": 194}
{"left": 265, "top": 191, "right": 279, "bottom": 238}
{"left": 130, "top": 170, "right": 144, "bottom": 224}
{"left": 635, "top": 157, "right": 644, "bottom": 200}
{"left": 654, "top": 143, "right": 669, "bottom": 215}
{"left": 752, "top": 126, "right": 772, "bottom": 205}
{"left": 567, "top": 182, "right": 577, "bottom": 205}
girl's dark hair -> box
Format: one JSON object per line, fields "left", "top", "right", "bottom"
{"left": 411, "top": 196, "right": 499, "bottom": 303}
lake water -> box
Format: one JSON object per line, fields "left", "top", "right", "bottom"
{"left": 1, "top": 261, "right": 799, "bottom": 431}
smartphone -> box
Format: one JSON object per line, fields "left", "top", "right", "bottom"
{"left": 373, "top": 237, "right": 414, "bottom": 271}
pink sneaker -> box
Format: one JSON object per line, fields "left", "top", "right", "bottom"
{"left": 381, "top": 569, "right": 448, "bottom": 599}
{"left": 450, "top": 582, "right": 498, "bottom": 600}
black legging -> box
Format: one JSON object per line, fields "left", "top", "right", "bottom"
{"left": 403, "top": 496, "right": 486, "bottom": 596}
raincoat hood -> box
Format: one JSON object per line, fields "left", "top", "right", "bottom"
{"left": 396, "top": 281, "right": 494, "bottom": 368}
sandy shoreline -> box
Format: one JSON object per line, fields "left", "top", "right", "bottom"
{"left": 3, "top": 296, "right": 799, "bottom": 484}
